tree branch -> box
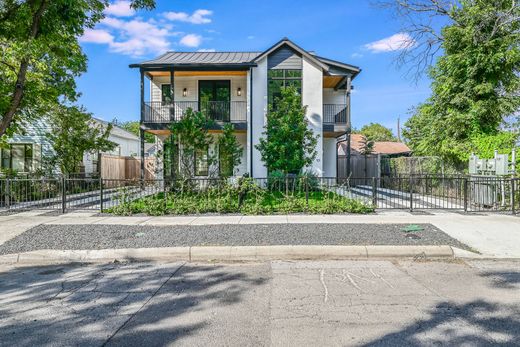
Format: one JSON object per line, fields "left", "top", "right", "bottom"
{"left": 0, "top": 0, "right": 48, "bottom": 137}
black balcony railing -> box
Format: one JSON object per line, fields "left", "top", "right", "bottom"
{"left": 143, "top": 101, "right": 247, "bottom": 123}
{"left": 323, "top": 104, "right": 348, "bottom": 125}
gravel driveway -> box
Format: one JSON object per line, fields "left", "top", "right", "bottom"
{"left": 0, "top": 223, "right": 471, "bottom": 255}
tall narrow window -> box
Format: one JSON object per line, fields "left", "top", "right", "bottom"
{"left": 268, "top": 69, "right": 302, "bottom": 108}
{"left": 161, "top": 84, "right": 172, "bottom": 104}
{"left": 194, "top": 147, "right": 209, "bottom": 176}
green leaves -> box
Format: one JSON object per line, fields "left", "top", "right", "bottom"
{"left": 358, "top": 123, "right": 397, "bottom": 142}
{"left": 256, "top": 86, "right": 318, "bottom": 174}
{"left": 402, "top": 0, "right": 520, "bottom": 166}
{"left": 217, "top": 123, "right": 243, "bottom": 178}
{"left": 47, "top": 106, "right": 116, "bottom": 174}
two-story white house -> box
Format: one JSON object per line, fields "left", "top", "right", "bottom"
{"left": 130, "top": 38, "right": 360, "bottom": 179}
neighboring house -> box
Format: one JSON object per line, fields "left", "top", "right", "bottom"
{"left": 131, "top": 37, "right": 360, "bottom": 178}
{"left": 338, "top": 134, "right": 412, "bottom": 158}
{"left": 0, "top": 118, "right": 52, "bottom": 174}
{"left": 82, "top": 118, "right": 144, "bottom": 176}
{"left": 0, "top": 117, "right": 150, "bottom": 176}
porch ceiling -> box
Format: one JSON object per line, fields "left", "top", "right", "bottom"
{"left": 147, "top": 70, "right": 247, "bottom": 78}
{"left": 323, "top": 76, "right": 344, "bottom": 89}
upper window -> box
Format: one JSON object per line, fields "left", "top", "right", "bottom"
{"left": 0, "top": 144, "right": 33, "bottom": 172}
{"left": 268, "top": 69, "right": 302, "bottom": 108}
{"left": 161, "top": 84, "right": 172, "bottom": 104}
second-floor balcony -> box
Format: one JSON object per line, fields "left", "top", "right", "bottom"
{"left": 143, "top": 101, "right": 348, "bottom": 128}
{"left": 144, "top": 101, "right": 247, "bottom": 124}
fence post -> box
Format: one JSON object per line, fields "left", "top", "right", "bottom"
{"left": 5, "top": 178, "right": 10, "bottom": 210}
{"left": 61, "top": 176, "right": 66, "bottom": 214}
{"left": 463, "top": 178, "right": 468, "bottom": 213}
{"left": 409, "top": 177, "right": 413, "bottom": 212}
{"left": 99, "top": 177, "right": 104, "bottom": 213}
{"left": 372, "top": 177, "right": 377, "bottom": 208}
{"left": 511, "top": 178, "right": 516, "bottom": 215}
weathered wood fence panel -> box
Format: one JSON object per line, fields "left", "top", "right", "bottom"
{"left": 101, "top": 155, "right": 155, "bottom": 181}
{"left": 338, "top": 154, "right": 380, "bottom": 179}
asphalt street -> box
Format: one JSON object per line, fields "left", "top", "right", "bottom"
{"left": 0, "top": 259, "right": 519, "bottom": 346}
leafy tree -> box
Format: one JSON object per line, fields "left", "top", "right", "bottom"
{"left": 47, "top": 106, "right": 116, "bottom": 175}
{"left": 170, "top": 108, "right": 215, "bottom": 178}
{"left": 116, "top": 120, "right": 155, "bottom": 143}
{"left": 217, "top": 124, "right": 243, "bottom": 177}
{"left": 401, "top": 0, "right": 520, "bottom": 165}
{"left": 256, "top": 86, "right": 318, "bottom": 175}
{"left": 0, "top": 0, "right": 155, "bottom": 139}
{"left": 359, "top": 123, "right": 397, "bottom": 142}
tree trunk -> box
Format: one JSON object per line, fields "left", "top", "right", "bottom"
{"left": 0, "top": 0, "right": 48, "bottom": 137}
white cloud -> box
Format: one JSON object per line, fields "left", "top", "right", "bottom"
{"left": 104, "top": 0, "right": 135, "bottom": 17}
{"left": 80, "top": 7, "right": 214, "bottom": 57}
{"left": 180, "top": 34, "right": 202, "bottom": 47}
{"left": 163, "top": 9, "right": 212, "bottom": 24}
{"left": 247, "top": 35, "right": 255, "bottom": 40}
{"left": 197, "top": 48, "right": 216, "bottom": 52}
{"left": 364, "top": 33, "right": 415, "bottom": 53}
{"left": 81, "top": 16, "right": 172, "bottom": 56}
{"left": 80, "top": 29, "right": 114, "bottom": 44}
{"left": 350, "top": 52, "right": 363, "bottom": 58}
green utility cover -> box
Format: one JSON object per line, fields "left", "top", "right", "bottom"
{"left": 401, "top": 224, "right": 423, "bottom": 233}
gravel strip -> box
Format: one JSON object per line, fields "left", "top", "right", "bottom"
{"left": 0, "top": 223, "right": 471, "bottom": 255}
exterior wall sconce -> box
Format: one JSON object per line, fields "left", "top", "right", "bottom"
{"left": 183, "top": 88, "right": 187, "bottom": 97}
{"left": 237, "top": 87, "right": 242, "bottom": 97}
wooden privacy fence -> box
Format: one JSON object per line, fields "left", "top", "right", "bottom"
{"left": 100, "top": 155, "right": 155, "bottom": 181}
{"left": 338, "top": 154, "right": 380, "bottom": 180}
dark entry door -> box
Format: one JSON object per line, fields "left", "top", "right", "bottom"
{"left": 198, "top": 80, "right": 231, "bottom": 121}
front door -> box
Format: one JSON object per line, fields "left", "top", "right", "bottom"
{"left": 198, "top": 80, "right": 231, "bottom": 121}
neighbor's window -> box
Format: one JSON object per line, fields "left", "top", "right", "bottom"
{"left": 268, "top": 69, "right": 302, "bottom": 108}
{"left": 194, "top": 147, "right": 209, "bottom": 176}
{"left": 0, "top": 144, "right": 33, "bottom": 172}
{"left": 161, "top": 84, "right": 172, "bottom": 104}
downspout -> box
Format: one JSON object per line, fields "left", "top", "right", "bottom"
{"left": 249, "top": 67, "right": 254, "bottom": 177}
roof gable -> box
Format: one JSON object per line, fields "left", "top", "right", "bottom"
{"left": 252, "top": 38, "right": 329, "bottom": 71}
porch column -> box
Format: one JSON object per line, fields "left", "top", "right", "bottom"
{"left": 170, "top": 68, "right": 175, "bottom": 121}
{"left": 345, "top": 74, "right": 352, "bottom": 178}
{"left": 140, "top": 128, "right": 145, "bottom": 180}
{"left": 140, "top": 69, "right": 145, "bottom": 180}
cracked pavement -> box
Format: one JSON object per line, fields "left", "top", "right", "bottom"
{"left": 0, "top": 259, "right": 519, "bottom": 346}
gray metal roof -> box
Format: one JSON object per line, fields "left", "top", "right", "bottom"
{"left": 134, "top": 51, "right": 262, "bottom": 66}
{"left": 130, "top": 38, "right": 361, "bottom": 78}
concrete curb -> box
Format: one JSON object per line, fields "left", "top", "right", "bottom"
{"left": 0, "top": 245, "right": 456, "bottom": 264}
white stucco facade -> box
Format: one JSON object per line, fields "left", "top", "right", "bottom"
{"left": 138, "top": 38, "right": 357, "bottom": 179}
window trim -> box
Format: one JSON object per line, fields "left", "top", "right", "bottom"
{"left": 267, "top": 69, "right": 302, "bottom": 108}
{"left": 0, "top": 143, "right": 34, "bottom": 173}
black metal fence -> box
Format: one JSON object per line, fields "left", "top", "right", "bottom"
{"left": 0, "top": 176, "right": 518, "bottom": 214}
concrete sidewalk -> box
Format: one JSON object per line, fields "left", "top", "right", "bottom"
{"left": 0, "top": 210, "right": 518, "bottom": 258}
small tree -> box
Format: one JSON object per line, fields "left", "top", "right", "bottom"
{"left": 47, "top": 106, "right": 116, "bottom": 175}
{"left": 170, "top": 108, "right": 215, "bottom": 178}
{"left": 256, "top": 86, "right": 318, "bottom": 175}
{"left": 217, "top": 124, "right": 243, "bottom": 177}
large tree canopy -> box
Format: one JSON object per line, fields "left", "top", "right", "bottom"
{"left": 0, "top": 0, "right": 155, "bottom": 140}
{"left": 358, "top": 123, "right": 397, "bottom": 142}
{"left": 401, "top": 0, "right": 520, "bottom": 165}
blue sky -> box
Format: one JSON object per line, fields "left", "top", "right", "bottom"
{"left": 77, "top": 0, "right": 432, "bottom": 135}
